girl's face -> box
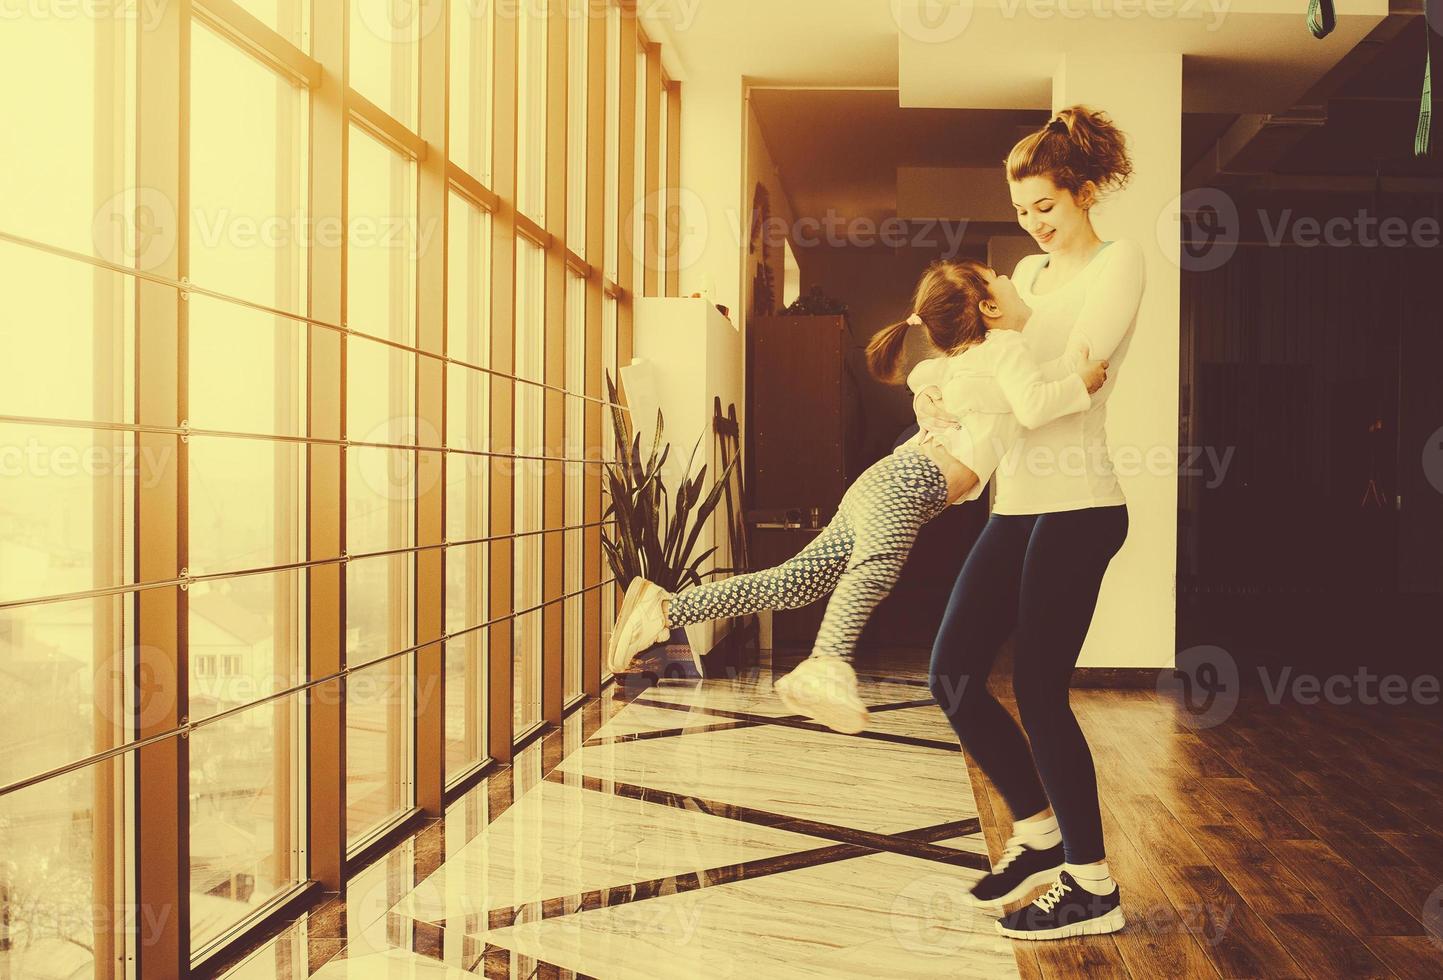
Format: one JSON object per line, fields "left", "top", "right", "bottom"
{"left": 1010, "top": 174, "right": 1093, "bottom": 253}
{"left": 980, "top": 267, "right": 1031, "bottom": 331}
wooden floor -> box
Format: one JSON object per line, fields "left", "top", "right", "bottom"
{"left": 958, "top": 675, "right": 1443, "bottom": 979}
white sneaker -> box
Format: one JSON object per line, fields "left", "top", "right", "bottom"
{"left": 773, "top": 657, "right": 869, "bottom": 733}
{"left": 607, "top": 577, "right": 672, "bottom": 674}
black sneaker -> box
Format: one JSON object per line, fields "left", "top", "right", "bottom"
{"left": 995, "top": 871, "right": 1125, "bottom": 940}
{"left": 962, "top": 836, "right": 1065, "bottom": 908}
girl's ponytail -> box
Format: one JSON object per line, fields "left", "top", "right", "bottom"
{"left": 865, "top": 319, "right": 913, "bottom": 386}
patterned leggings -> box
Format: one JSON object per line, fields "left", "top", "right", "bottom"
{"left": 667, "top": 447, "right": 951, "bottom": 660}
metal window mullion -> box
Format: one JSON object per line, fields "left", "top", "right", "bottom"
{"left": 488, "top": 3, "right": 520, "bottom": 762}
{"left": 665, "top": 80, "right": 681, "bottom": 298}
{"left": 306, "top": 0, "right": 347, "bottom": 893}
{"left": 413, "top": 0, "right": 448, "bottom": 818}
{"left": 133, "top": 0, "right": 190, "bottom": 974}
{"left": 541, "top": 0, "right": 570, "bottom": 725}
{"left": 580, "top": 0, "right": 608, "bottom": 698}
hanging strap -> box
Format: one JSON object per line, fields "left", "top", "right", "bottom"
{"left": 1307, "top": 0, "right": 1335, "bottom": 39}
{"left": 1418, "top": 0, "right": 1438, "bottom": 157}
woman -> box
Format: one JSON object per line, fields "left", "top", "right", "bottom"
{"left": 927, "top": 105, "right": 1145, "bottom": 941}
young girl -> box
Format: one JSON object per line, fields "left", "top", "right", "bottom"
{"left": 606, "top": 259, "right": 1107, "bottom": 733}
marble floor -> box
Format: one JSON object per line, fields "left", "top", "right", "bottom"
{"left": 215, "top": 664, "right": 1020, "bottom": 979}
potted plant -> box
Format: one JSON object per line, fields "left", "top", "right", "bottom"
{"left": 600, "top": 370, "right": 737, "bottom": 681}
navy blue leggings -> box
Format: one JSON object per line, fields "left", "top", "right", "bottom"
{"left": 928, "top": 505, "right": 1128, "bottom": 865}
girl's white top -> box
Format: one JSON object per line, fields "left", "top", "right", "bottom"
{"left": 994, "top": 238, "right": 1146, "bottom": 515}
{"left": 894, "top": 328, "right": 1093, "bottom": 506}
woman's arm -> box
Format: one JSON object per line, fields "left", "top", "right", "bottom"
{"left": 1067, "top": 239, "right": 1146, "bottom": 361}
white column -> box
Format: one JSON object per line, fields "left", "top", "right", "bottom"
{"left": 676, "top": 76, "right": 747, "bottom": 319}
{"left": 1053, "top": 54, "right": 1182, "bottom": 670}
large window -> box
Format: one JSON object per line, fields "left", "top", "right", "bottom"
{"left": 0, "top": 0, "right": 677, "bottom": 971}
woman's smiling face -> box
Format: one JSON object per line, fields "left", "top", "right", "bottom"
{"left": 1010, "top": 174, "right": 1091, "bottom": 253}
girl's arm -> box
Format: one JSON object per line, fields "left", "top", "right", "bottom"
{"left": 940, "top": 333, "right": 1097, "bottom": 429}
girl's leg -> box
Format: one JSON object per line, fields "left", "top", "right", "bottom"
{"left": 813, "top": 449, "right": 949, "bottom": 660}
{"left": 664, "top": 514, "right": 854, "bottom": 629}
{"left": 1012, "top": 504, "right": 1129, "bottom": 867}
{"left": 928, "top": 514, "right": 1050, "bottom": 819}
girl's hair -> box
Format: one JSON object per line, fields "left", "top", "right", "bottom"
{"left": 1006, "top": 105, "right": 1133, "bottom": 200}
{"left": 864, "top": 259, "right": 992, "bottom": 385}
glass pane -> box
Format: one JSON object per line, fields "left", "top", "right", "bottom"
{"left": 189, "top": 296, "right": 308, "bottom": 439}
{"left": 233, "top": 0, "right": 310, "bottom": 50}
{"left": 600, "top": 578, "right": 616, "bottom": 683}
{"left": 633, "top": 38, "right": 647, "bottom": 293}
{"left": 445, "top": 451, "right": 489, "bottom": 545}
{"left": 188, "top": 436, "right": 304, "bottom": 577}
{"left": 348, "top": 335, "right": 416, "bottom": 451}
{"left": 348, "top": 0, "right": 419, "bottom": 129}
{"left": 564, "top": 531, "right": 582, "bottom": 701}
{"left": 346, "top": 553, "right": 414, "bottom": 670}
{"left": 189, "top": 694, "right": 303, "bottom": 952}
{"left": 0, "top": 591, "right": 134, "bottom": 789}
{"left": 347, "top": 656, "right": 412, "bottom": 847}
{"left": 566, "top": 0, "right": 589, "bottom": 255}
{"left": 564, "top": 274, "right": 587, "bottom": 462}
{"left": 0, "top": 239, "right": 134, "bottom": 426}
{"left": 446, "top": 194, "right": 491, "bottom": 366}
{"left": 0, "top": 755, "right": 130, "bottom": 978}
{"left": 448, "top": 0, "right": 493, "bottom": 183}
{"left": 445, "top": 541, "right": 489, "bottom": 637}
{"left": 512, "top": 609, "right": 541, "bottom": 733}
{"left": 347, "top": 444, "right": 416, "bottom": 559}
{"left": 0, "top": 14, "right": 134, "bottom": 259}
{"left": 446, "top": 363, "right": 490, "bottom": 455}
{"left": 602, "top": 293, "right": 618, "bottom": 462}
{"left": 188, "top": 569, "right": 305, "bottom": 723}
{"left": 0, "top": 423, "right": 139, "bottom": 605}
{"left": 602, "top": 3, "right": 621, "bottom": 282}
{"left": 347, "top": 125, "right": 417, "bottom": 346}
{"left": 444, "top": 634, "right": 489, "bottom": 781}
{"left": 516, "top": 0, "right": 549, "bottom": 224}
{"left": 190, "top": 21, "right": 308, "bottom": 314}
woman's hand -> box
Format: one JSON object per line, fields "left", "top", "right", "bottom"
{"left": 915, "top": 385, "right": 961, "bottom": 429}
{"left": 1074, "top": 343, "right": 1109, "bottom": 395}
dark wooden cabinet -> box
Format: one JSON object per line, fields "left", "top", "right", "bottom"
{"left": 747, "top": 315, "right": 863, "bottom": 517}
{"left": 746, "top": 315, "right": 865, "bottom": 649}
